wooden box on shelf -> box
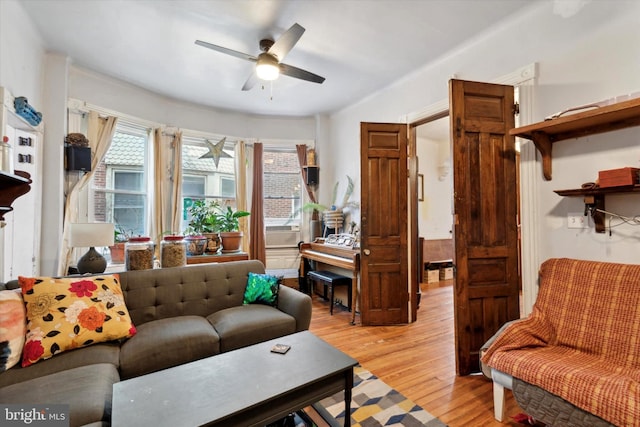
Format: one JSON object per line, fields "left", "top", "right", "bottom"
{"left": 598, "top": 167, "right": 639, "bottom": 188}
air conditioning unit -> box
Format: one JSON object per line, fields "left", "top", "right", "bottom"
{"left": 266, "top": 225, "right": 301, "bottom": 248}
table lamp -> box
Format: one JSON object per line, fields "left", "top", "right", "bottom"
{"left": 70, "top": 223, "right": 115, "bottom": 274}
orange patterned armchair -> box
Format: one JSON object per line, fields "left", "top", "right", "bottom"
{"left": 482, "top": 258, "right": 640, "bottom": 426}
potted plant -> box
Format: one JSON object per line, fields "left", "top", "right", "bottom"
{"left": 184, "top": 199, "right": 222, "bottom": 254}
{"left": 109, "top": 225, "right": 131, "bottom": 264}
{"left": 300, "top": 175, "right": 359, "bottom": 239}
{"left": 214, "top": 205, "right": 250, "bottom": 253}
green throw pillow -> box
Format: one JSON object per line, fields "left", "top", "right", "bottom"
{"left": 243, "top": 273, "right": 280, "bottom": 306}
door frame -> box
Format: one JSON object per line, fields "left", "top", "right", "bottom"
{"left": 405, "top": 63, "right": 540, "bottom": 318}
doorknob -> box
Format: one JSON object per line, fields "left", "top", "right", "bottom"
{"left": 363, "top": 249, "right": 371, "bottom": 256}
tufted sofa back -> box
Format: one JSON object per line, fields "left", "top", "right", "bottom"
{"left": 117, "top": 260, "right": 265, "bottom": 326}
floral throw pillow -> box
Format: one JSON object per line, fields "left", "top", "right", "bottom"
{"left": 19, "top": 274, "right": 136, "bottom": 367}
{"left": 243, "top": 272, "right": 280, "bottom": 307}
{"left": 0, "top": 289, "right": 26, "bottom": 371}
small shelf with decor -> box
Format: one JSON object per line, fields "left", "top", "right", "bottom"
{"left": 511, "top": 97, "right": 640, "bottom": 180}
{"left": 0, "top": 170, "right": 32, "bottom": 221}
{"left": 554, "top": 184, "right": 640, "bottom": 233}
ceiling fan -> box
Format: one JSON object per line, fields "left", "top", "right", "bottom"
{"left": 195, "top": 23, "right": 325, "bottom": 91}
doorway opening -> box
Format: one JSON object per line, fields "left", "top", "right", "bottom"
{"left": 414, "top": 115, "right": 455, "bottom": 292}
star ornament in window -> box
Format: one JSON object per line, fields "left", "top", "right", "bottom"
{"left": 199, "top": 137, "right": 232, "bottom": 168}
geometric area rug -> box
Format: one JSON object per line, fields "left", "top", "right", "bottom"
{"left": 313, "top": 365, "right": 448, "bottom": 427}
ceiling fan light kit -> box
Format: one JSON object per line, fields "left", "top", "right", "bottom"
{"left": 195, "top": 23, "right": 325, "bottom": 90}
{"left": 256, "top": 53, "right": 280, "bottom": 81}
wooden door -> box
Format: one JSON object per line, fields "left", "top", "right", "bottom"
{"left": 449, "top": 80, "right": 520, "bottom": 375}
{"left": 360, "top": 123, "right": 409, "bottom": 325}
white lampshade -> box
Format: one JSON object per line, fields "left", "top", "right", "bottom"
{"left": 256, "top": 54, "right": 280, "bottom": 81}
{"left": 69, "top": 223, "right": 115, "bottom": 248}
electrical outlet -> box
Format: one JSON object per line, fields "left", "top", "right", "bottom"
{"left": 567, "top": 212, "right": 588, "bottom": 229}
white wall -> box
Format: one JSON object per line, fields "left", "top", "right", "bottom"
{"left": 68, "top": 67, "right": 316, "bottom": 140}
{"left": 416, "top": 136, "right": 453, "bottom": 240}
{"left": 0, "top": 0, "right": 46, "bottom": 278}
{"left": 327, "top": 1, "right": 640, "bottom": 269}
{"left": 0, "top": 0, "right": 44, "bottom": 107}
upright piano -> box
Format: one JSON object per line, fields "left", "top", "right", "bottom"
{"left": 299, "top": 242, "right": 360, "bottom": 325}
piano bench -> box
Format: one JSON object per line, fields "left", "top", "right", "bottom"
{"left": 307, "top": 270, "right": 352, "bottom": 315}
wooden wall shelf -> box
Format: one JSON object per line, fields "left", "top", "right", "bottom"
{"left": 0, "top": 170, "right": 32, "bottom": 221}
{"left": 554, "top": 184, "right": 640, "bottom": 197}
{"left": 511, "top": 97, "right": 640, "bottom": 180}
{"left": 554, "top": 184, "right": 640, "bottom": 233}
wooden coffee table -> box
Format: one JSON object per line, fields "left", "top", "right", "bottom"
{"left": 112, "top": 331, "right": 358, "bottom": 427}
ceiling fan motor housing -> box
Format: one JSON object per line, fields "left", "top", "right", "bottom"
{"left": 259, "top": 39, "right": 275, "bottom": 53}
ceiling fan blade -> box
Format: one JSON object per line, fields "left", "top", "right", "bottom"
{"left": 268, "top": 23, "right": 305, "bottom": 61}
{"left": 195, "top": 40, "right": 257, "bottom": 62}
{"left": 241, "top": 71, "right": 259, "bottom": 91}
{"left": 279, "top": 63, "right": 325, "bottom": 84}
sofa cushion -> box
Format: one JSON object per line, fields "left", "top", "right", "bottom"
{"left": 119, "top": 315, "right": 220, "bottom": 379}
{"left": 0, "top": 363, "right": 119, "bottom": 427}
{"left": 19, "top": 275, "right": 136, "bottom": 366}
{"left": 0, "top": 342, "right": 120, "bottom": 388}
{"left": 207, "top": 305, "right": 296, "bottom": 352}
{"left": 243, "top": 272, "right": 279, "bottom": 306}
{"left": 0, "top": 289, "right": 26, "bottom": 371}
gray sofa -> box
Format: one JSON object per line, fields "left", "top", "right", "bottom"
{"left": 0, "top": 260, "right": 312, "bottom": 427}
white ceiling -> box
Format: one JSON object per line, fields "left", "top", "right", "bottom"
{"left": 20, "top": 0, "right": 534, "bottom": 117}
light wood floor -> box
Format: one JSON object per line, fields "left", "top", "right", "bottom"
{"left": 307, "top": 280, "right": 523, "bottom": 427}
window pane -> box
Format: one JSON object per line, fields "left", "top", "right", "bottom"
{"left": 91, "top": 126, "right": 149, "bottom": 243}
{"left": 181, "top": 138, "right": 236, "bottom": 232}
{"left": 114, "top": 171, "right": 143, "bottom": 191}
{"left": 221, "top": 177, "right": 235, "bottom": 198}
{"left": 263, "top": 150, "right": 302, "bottom": 227}
{"left": 182, "top": 175, "right": 205, "bottom": 197}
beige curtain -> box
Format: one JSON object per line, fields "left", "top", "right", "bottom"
{"left": 170, "top": 131, "right": 183, "bottom": 234}
{"left": 234, "top": 141, "right": 249, "bottom": 253}
{"left": 249, "top": 143, "right": 266, "bottom": 263}
{"left": 153, "top": 128, "right": 165, "bottom": 248}
{"left": 152, "top": 129, "right": 183, "bottom": 249}
{"left": 296, "top": 144, "right": 318, "bottom": 220}
{"left": 58, "top": 111, "right": 118, "bottom": 275}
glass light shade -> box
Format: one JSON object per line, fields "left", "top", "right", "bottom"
{"left": 256, "top": 54, "right": 280, "bottom": 81}
{"left": 69, "top": 223, "right": 115, "bottom": 248}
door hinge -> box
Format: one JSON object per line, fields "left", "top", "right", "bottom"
{"left": 513, "top": 102, "right": 520, "bottom": 115}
